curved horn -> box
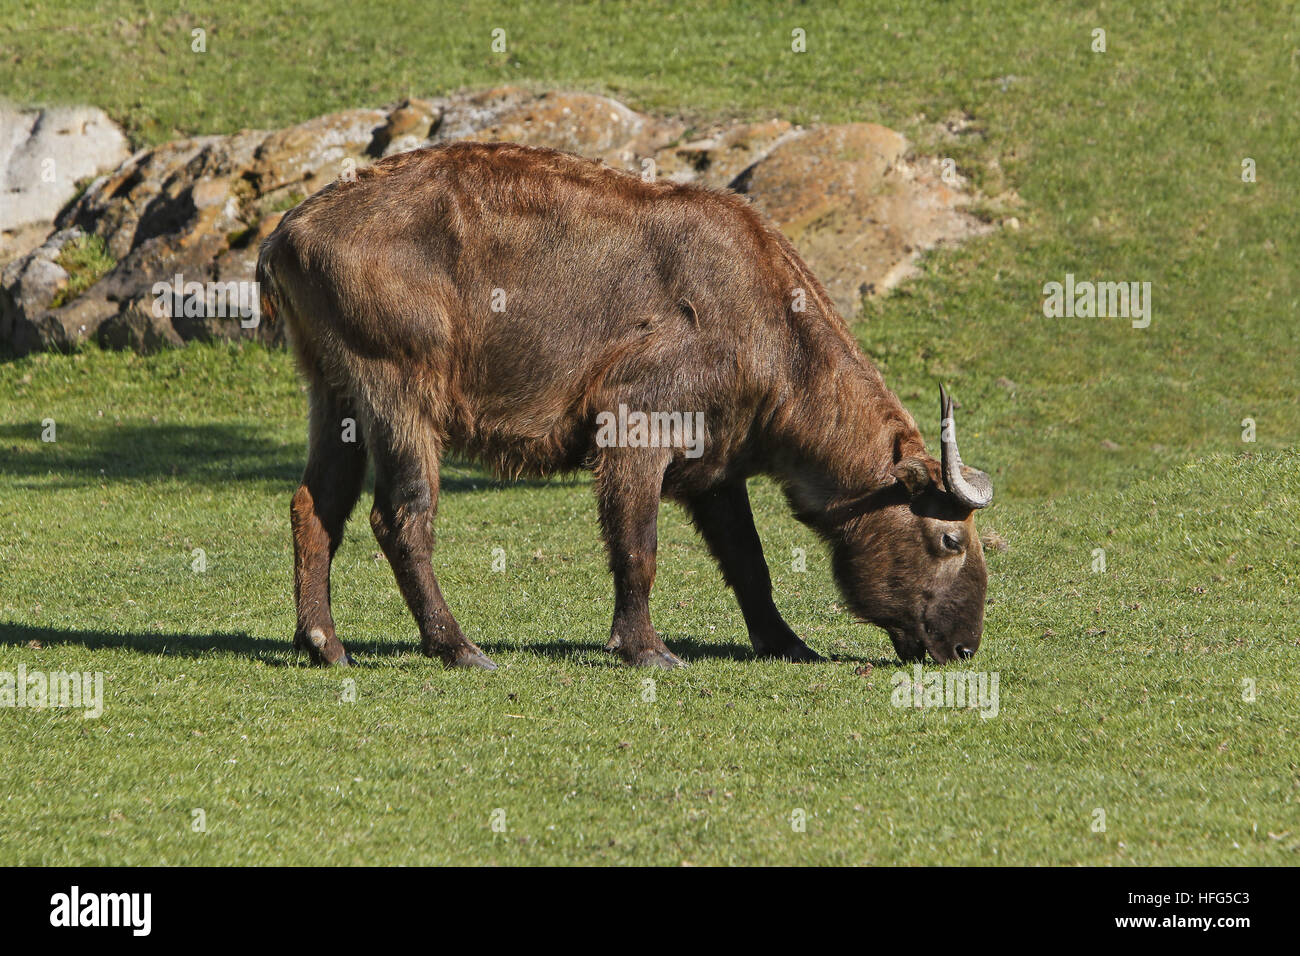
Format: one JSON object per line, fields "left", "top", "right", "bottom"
{"left": 939, "top": 384, "right": 993, "bottom": 509}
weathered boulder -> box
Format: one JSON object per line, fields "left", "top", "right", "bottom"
{"left": 0, "top": 105, "right": 131, "bottom": 227}
{"left": 370, "top": 98, "right": 444, "bottom": 157}
{"left": 3, "top": 91, "right": 994, "bottom": 354}
{"left": 38, "top": 114, "right": 383, "bottom": 353}
{"left": 0, "top": 222, "right": 53, "bottom": 271}
{"left": 433, "top": 88, "right": 685, "bottom": 174}
{"left": 251, "top": 108, "right": 386, "bottom": 198}
{"left": 95, "top": 302, "right": 184, "bottom": 353}
{"left": 469, "top": 91, "right": 659, "bottom": 159}
{"left": 653, "top": 120, "right": 795, "bottom": 188}
{"left": 0, "top": 228, "right": 119, "bottom": 353}
{"left": 1, "top": 105, "right": 131, "bottom": 263}
{"left": 740, "top": 123, "right": 992, "bottom": 315}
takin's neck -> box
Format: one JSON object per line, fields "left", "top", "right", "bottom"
{"left": 761, "top": 312, "right": 927, "bottom": 523}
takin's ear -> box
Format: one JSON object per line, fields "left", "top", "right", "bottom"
{"left": 891, "top": 456, "right": 935, "bottom": 498}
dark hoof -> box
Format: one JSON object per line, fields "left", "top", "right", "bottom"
{"left": 625, "top": 648, "right": 687, "bottom": 669}
{"left": 754, "top": 632, "right": 824, "bottom": 663}
{"left": 776, "top": 642, "right": 825, "bottom": 663}
{"left": 295, "top": 627, "right": 349, "bottom": 666}
{"left": 444, "top": 645, "right": 497, "bottom": 671}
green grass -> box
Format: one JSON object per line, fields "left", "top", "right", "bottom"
{"left": 1, "top": 1, "right": 1298, "bottom": 864}
{"left": 50, "top": 234, "right": 116, "bottom": 308}
{"left": 0, "top": 349, "right": 1295, "bottom": 866}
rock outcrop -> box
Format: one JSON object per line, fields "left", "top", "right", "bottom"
{"left": 2, "top": 88, "right": 991, "bottom": 355}
{"left": 1, "top": 105, "right": 131, "bottom": 263}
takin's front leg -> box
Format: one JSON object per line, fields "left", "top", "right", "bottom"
{"left": 682, "top": 480, "right": 823, "bottom": 662}
{"left": 595, "top": 449, "right": 684, "bottom": 669}
{"left": 368, "top": 431, "right": 496, "bottom": 670}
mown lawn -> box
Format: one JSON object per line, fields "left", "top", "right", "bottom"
{"left": 1, "top": 1, "right": 1297, "bottom": 864}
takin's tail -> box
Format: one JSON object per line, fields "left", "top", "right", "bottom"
{"left": 255, "top": 232, "right": 284, "bottom": 334}
{"left": 254, "top": 219, "right": 339, "bottom": 392}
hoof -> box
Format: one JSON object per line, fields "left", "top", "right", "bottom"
{"left": 776, "top": 642, "right": 824, "bottom": 663}
{"left": 626, "top": 648, "right": 687, "bottom": 669}
{"left": 754, "top": 632, "right": 824, "bottom": 663}
{"left": 444, "top": 645, "right": 497, "bottom": 671}
{"left": 295, "top": 627, "right": 349, "bottom": 666}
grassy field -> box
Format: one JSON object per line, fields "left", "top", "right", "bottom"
{"left": 1, "top": 1, "right": 1297, "bottom": 864}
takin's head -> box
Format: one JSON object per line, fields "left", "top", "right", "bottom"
{"left": 831, "top": 386, "right": 994, "bottom": 664}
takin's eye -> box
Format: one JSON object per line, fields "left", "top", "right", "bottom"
{"left": 940, "top": 531, "right": 963, "bottom": 554}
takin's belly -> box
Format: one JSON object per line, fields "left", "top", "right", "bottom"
{"left": 441, "top": 346, "right": 715, "bottom": 482}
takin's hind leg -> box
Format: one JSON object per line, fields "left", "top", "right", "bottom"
{"left": 368, "top": 427, "right": 496, "bottom": 670}
{"left": 291, "top": 386, "right": 368, "bottom": 666}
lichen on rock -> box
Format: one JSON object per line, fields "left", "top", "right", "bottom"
{"left": 2, "top": 89, "right": 993, "bottom": 355}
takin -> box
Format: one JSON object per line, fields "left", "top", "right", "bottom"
{"left": 256, "top": 141, "right": 995, "bottom": 670}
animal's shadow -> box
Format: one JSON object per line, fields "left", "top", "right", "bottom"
{"left": 0, "top": 422, "right": 301, "bottom": 489}
{"left": 0, "top": 622, "right": 393, "bottom": 667}
{"left": 0, "top": 420, "right": 576, "bottom": 494}
{"left": 0, "top": 623, "right": 891, "bottom": 669}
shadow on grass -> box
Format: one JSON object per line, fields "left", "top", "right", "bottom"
{"left": 658, "top": 636, "right": 899, "bottom": 668}
{"left": 0, "top": 423, "right": 586, "bottom": 494}
{"left": 477, "top": 635, "right": 759, "bottom": 666}
{"left": 0, "top": 422, "right": 301, "bottom": 489}
{"left": 477, "top": 635, "right": 895, "bottom": 667}
{"left": 0, "top": 623, "right": 893, "bottom": 669}
{"left": 0, "top": 622, "right": 409, "bottom": 666}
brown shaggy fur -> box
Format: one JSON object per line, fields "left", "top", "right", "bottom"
{"left": 258, "top": 141, "right": 989, "bottom": 669}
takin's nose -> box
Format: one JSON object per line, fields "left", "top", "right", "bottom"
{"left": 955, "top": 643, "right": 975, "bottom": 660}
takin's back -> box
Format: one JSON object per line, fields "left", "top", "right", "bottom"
{"left": 258, "top": 141, "right": 849, "bottom": 477}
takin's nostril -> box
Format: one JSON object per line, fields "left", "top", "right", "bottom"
{"left": 955, "top": 644, "right": 973, "bottom": 660}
